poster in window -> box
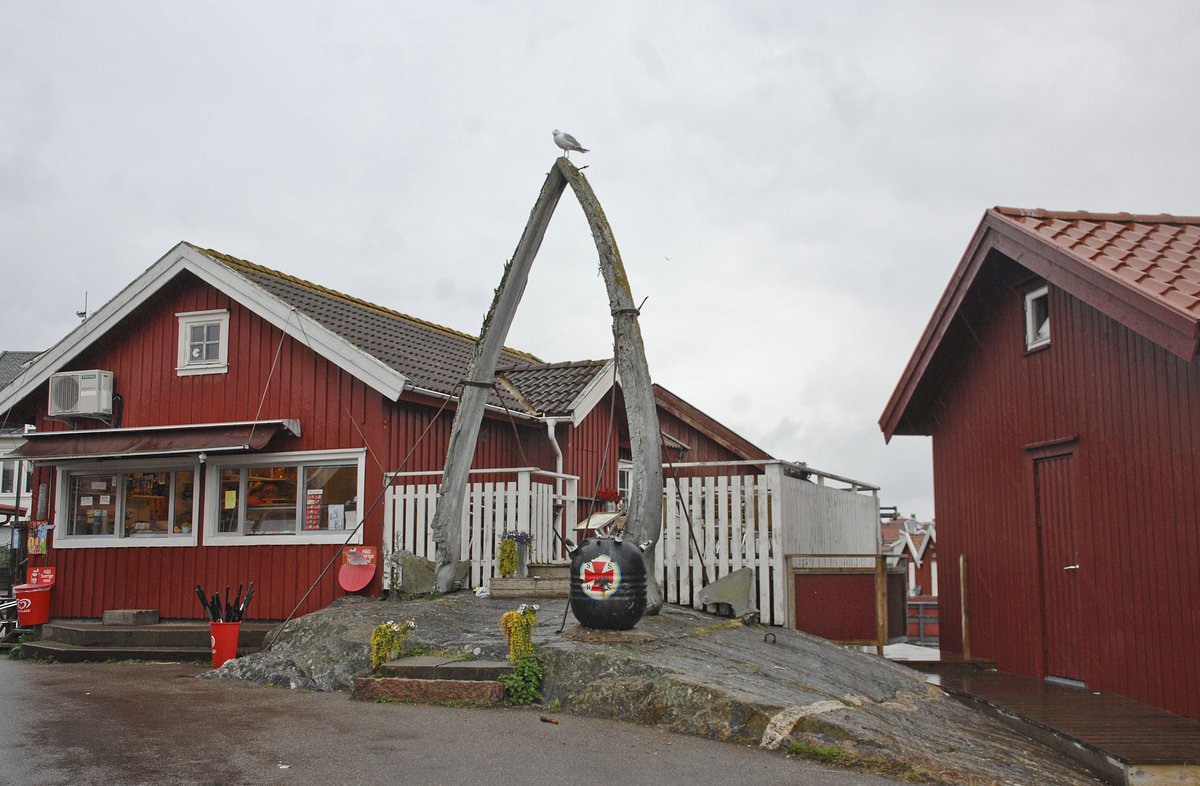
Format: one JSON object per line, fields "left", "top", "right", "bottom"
{"left": 328, "top": 503, "right": 345, "bottom": 530}
{"left": 305, "top": 489, "right": 324, "bottom": 530}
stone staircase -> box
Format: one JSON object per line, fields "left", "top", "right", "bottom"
{"left": 17, "top": 610, "right": 275, "bottom": 663}
{"left": 488, "top": 563, "right": 570, "bottom": 598}
{"left": 351, "top": 655, "right": 514, "bottom": 706}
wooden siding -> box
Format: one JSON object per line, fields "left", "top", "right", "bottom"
{"left": 931, "top": 253, "right": 1200, "bottom": 720}
{"left": 561, "top": 393, "right": 623, "bottom": 502}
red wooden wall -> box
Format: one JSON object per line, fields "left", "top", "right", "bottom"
{"left": 929, "top": 252, "right": 1200, "bottom": 719}
{"left": 28, "top": 273, "right": 551, "bottom": 621}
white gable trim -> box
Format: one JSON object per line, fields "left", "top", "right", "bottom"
{"left": 565, "top": 359, "right": 617, "bottom": 425}
{"left": 0, "top": 243, "right": 407, "bottom": 415}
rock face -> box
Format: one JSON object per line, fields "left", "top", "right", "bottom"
{"left": 202, "top": 594, "right": 1102, "bottom": 786}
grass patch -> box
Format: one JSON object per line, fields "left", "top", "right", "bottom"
{"left": 689, "top": 620, "right": 745, "bottom": 636}
{"left": 786, "top": 741, "right": 936, "bottom": 783}
{"left": 787, "top": 740, "right": 854, "bottom": 765}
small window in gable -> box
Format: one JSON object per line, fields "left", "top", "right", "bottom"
{"left": 1024, "top": 286, "right": 1050, "bottom": 350}
{"left": 177, "top": 310, "right": 230, "bottom": 375}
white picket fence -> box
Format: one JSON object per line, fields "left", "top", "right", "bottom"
{"left": 383, "top": 461, "right": 879, "bottom": 627}
{"left": 382, "top": 467, "right": 577, "bottom": 591}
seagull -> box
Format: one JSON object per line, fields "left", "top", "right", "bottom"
{"left": 552, "top": 129, "right": 589, "bottom": 158}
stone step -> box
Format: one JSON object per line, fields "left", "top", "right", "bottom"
{"left": 351, "top": 676, "right": 505, "bottom": 706}
{"left": 378, "top": 655, "right": 513, "bottom": 681}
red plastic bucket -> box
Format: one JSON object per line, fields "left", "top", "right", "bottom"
{"left": 13, "top": 583, "right": 51, "bottom": 626}
{"left": 210, "top": 621, "right": 241, "bottom": 667}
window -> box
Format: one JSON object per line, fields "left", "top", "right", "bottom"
{"left": 617, "top": 459, "right": 632, "bottom": 507}
{"left": 54, "top": 463, "right": 198, "bottom": 547}
{"left": 205, "top": 450, "right": 364, "bottom": 544}
{"left": 176, "top": 310, "right": 230, "bottom": 375}
{"left": 1024, "top": 286, "right": 1050, "bottom": 350}
{"left": 0, "top": 459, "right": 32, "bottom": 496}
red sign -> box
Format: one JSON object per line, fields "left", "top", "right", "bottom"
{"left": 27, "top": 567, "right": 56, "bottom": 585}
{"left": 342, "top": 546, "right": 376, "bottom": 566}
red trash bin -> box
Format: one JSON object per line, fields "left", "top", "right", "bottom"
{"left": 210, "top": 621, "right": 241, "bottom": 668}
{"left": 13, "top": 583, "right": 51, "bottom": 626}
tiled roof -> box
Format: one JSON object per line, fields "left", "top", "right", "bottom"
{"left": 883, "top": 207, "right": 1200, "bottom": 440}
{"left": 994, "top": 208, "right": 1200, "bottom": 321}
{"left": 0, "top": 351, "right": 41, "bottom": 389}
{"left": 500, "top": 360, "right": 610, "bottom": 416}
{"left": 198, "top": 247, "right": 613, "bottom": 416}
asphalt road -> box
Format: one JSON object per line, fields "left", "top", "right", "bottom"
{"left": 0, "top": 659, "right": 902, "bottom": 785}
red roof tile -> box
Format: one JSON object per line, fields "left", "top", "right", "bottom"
{"left": 995, "top": 208, "right": 1200, "bottom": 322}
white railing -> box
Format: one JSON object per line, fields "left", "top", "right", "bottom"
{"left": 385, "top": 461, "right": 878, "bottom": 627}
{"left": 383, "top": 467, "right": 578, "bottom": 590}
{"left": 659, "top": 461, "right": 878, "bottom": 626}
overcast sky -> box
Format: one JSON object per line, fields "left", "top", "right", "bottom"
{"left": 4, "top": 1, "right": 1200, "bottom": 520}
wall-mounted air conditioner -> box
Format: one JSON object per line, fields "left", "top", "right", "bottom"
{"left": 48, "top": 370, "right": 114, "bottom": 417}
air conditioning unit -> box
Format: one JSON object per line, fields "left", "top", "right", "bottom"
{"left": 48, "top": 370, "right": 114, "bottom": 417}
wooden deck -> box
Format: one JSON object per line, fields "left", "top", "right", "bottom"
{"left": 928, "top": 668, "right": 1200, "bottom": 785}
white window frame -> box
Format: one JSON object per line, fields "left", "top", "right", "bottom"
{"left": 1024, "top": 286, "right": 1050, "bottom": 350}
{"left": 52, "top": 459, "right": 201, "bottom": 549}
{"left": 203, "top": 448, "right": 366, "bottom": 546}
{"left": 177, "top": 309, "right": 230, "bottom": 376}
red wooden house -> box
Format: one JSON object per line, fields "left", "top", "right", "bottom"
{"left": 881, "top": 207, "right": 1200, "bottom": 720}
{"left": 882, "top": 518, "right": 938, "bottom": 642}
{"left": 0, "top": 243, "right": 771, "bottom": 622}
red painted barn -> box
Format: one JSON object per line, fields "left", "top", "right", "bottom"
{"left": 881, "top": 207, "right": 1200, "bottom": 720}
{"left": 0, "top": 243, "right": 772, "bottom": 622}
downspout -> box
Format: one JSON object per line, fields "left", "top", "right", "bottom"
{"left": 543, "top": 417, "right": 567, "bottom": 497}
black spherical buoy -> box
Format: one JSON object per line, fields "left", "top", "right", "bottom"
{"left": 569, "top": 536, "right": 647, "bottom": 630}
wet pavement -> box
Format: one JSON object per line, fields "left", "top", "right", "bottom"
{"left": 0, "top": 659, "right": 900, "bottom": 785}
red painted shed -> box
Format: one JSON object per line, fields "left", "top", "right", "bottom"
{"left": 0, "top": 243, "right": 770, "bottom": 622}
{"left": 881, "top": 207, "right": 1200, "bottom": 720}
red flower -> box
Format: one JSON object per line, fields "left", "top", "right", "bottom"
{"left": 596, "top": 488, "right": 621, "bottom": 503}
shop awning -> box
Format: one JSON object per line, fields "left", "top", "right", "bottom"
{"left": 7, "top": 419, "right": 301, "bottom": 461}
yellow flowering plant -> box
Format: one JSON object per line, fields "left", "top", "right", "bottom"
{"left": 369, "top": 619, "right": 416, "bottom": 671}
{"left": 499, "top": 603, "right": 538, "bottom": 663}
{"left": 498, "top": 604, "right": 542, "bottom": 704}
{"left": 498, "top": 538, "right": 518, "bottom": 578}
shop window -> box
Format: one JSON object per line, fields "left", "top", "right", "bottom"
{"left": 56, "top": 465, "right": 197, "bottom": 546}
{"left": 176, "top": 309, "right": 230, "bottom": 376}
{"left": 1024, "top": 286, "right": 1050, "bottom": 350}
{"left": 206, "top": 450, "right": 363, "bottom": 543}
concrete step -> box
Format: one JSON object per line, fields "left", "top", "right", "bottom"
{"left": 378, "top": 655, "right": 513, "bottom": 681}
{"left": 18, "top": 620, "right": 276, "bottom": 663}
{"left": 41, "top": 621, "right": 273, "bottom": 649}
{"left": 20, "top": 639, "right": 226, "bottom": 663}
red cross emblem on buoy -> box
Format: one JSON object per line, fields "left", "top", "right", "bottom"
{"left": 580, "top": 554, "right": 620, "bottom": 599}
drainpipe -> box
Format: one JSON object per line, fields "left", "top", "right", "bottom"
{"left": 543, "top": 418, "right": 567, "bottom": 496}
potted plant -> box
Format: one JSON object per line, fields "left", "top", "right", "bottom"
{"left": 498, "top": 530, "right": 533, "bottom": 577}
{"left": 597, "top": 488, "right": 621, "bottom": 513}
